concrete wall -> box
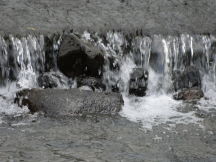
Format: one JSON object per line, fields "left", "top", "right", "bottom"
{"left": 0, "top": 0, "right": 216, "bottom": 35}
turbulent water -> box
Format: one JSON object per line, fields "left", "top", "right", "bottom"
{"left": 82, "top": 31, "right": 216, "bottom": 128}
{"left": 0, "top": 32, "right": 216, "bottom": 128}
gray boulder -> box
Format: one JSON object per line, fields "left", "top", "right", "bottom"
{"left": 129, "top": 68, "right": 148, "bottom": 97}
{"left": 58, "top": 34, "right": 104, "bottom": 78}
{"left": 173, "top": 87, "right": 204, "bottom": 101}
{"left": 37, "top": 71, "right": 70, "bottom": 89}
{"left": 173, "top": 66, "right": 201, "bottom": 91}
{"left": 15, "top": 89, "right": 123, "bottom": 116}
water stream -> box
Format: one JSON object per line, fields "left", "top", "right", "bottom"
{"left": 0, "top": 32, "right": 216, "bottom": 128}
{"left": 81, "top": 31, "right": 216, "bottom": 128}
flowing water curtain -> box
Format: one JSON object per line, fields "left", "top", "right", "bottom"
{"left": 129, "top": 36, "right": 151, "bottom": 68}
{"left": 70, "top": 32, "right": 216, "bottom": 95}
{"left": 139, "top": 37, "right": 152, "bottom": 69}
{"left": 0, "top": 37, "right": 9, "bottom": 85}
{"left": 0, "top": 35, "right": 46, "bottom": 88}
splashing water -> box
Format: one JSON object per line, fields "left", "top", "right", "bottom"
{"left": 0, "top": 31, "right": 216, "bottom": 128}
{"left": 0, "top": 35, "right": 56, "bottom": 123}
{"left": 120, "top": 94, "right": 203, "bottom": 129}
{"left": 0, "top": 83, "right": 30, "bottom": 124}
{"left": 83, "top": 31, "right": 216, "bottom": 128}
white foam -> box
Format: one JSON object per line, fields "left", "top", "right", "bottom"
{"left": 0, "top": 97, "right": 29, "bottom": 116}
{"left": 121, "top": 94, "right": 201, "bottom": 129}
{"left": 0, "top": 83, "right": 29, "bottom": 119}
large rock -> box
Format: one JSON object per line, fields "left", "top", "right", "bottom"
{"left": 173, "top": 66, "right": 201, "bottom": 91}
{"left": 129, "top": 68, "right": 148, "bottom": 97}
{"left": 173, "top": 87, "right": 204, "bottom": 100}
{"left": 38, "top": 71, "right": 70, "bottom": 89}
{"left": 15, "top": 89, "right": 123, "bottom": 116}
{"left": 58, "top": 34, "right": 104, "bottom": 78}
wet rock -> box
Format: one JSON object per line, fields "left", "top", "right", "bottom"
{"left": 108, "top": 57, "right": 120, "bottom": 71}
{"left": 173, "top": 87, "right": 204, "bottom": 100}
{"left": 129, "top": 68, "right": 148, "bottom": 97}
{"left": 173, "top": 66, "right": 201, "bottom": 91}
{"left": 111, "top": 84, "right": 121, "bottom": 93}
{"left": 210, "top": 41, "right": 216, "bottom": 54}
{"left": 58, "top": 33, "right": 104, "bottom": 78}
{"left": 15, "top": 89, "right": 123, "bottom": 116}
{"left": 77, "top": 77, "right": 106, "bottom": 91}
{"left": 38, "top": 71, "right": 70, "bottom": 89}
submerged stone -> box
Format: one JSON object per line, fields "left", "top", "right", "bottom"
{"left": 173, "top": 87, "right": 204, "bottom": 101}
{"left": 15, "top": 89, "right": 123, "bottom": 116}
{"left": 38, "top": 71, "right": 70, "bottom": 89}
{"left": 173, "top": 66, "right": 201, "bottom": 91}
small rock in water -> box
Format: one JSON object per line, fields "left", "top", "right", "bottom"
{"left": 172, "top": 66, "right": 204, "bottom": 101}
{"left": 129, "top": 68, "right": 148, "bottom": 97}
{"left": 77, "top": 77, "right": 106, "bottom": 91}
{"left": 38, "top": 71, "right": 70, "bottom": 89}
{"left": 173, "top": 87, "right": 204, "bottom": 101}
{"left": 173, "top": 66, "right": 201, "bottom": 91}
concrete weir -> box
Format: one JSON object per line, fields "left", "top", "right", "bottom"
{"left": 0, "top": 0, "right": 216, "bottom": 35}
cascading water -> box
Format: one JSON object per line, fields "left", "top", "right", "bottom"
{"left": 0, "top": 35, "right": 46, "bottom": 88}
{"left": 0, "top": 35, "right": 60, "bottom": 124}
{"left": 82, "top": 31, "right": 216, "bottom": 128}
{"left": 0, "top": 31, "right": 216, "bottom": 128}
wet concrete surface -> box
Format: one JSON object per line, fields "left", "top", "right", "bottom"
{"left": 1, "top": 0, "right": 216, "bottom": 35}
{"left": 0, "top": 114, "right": 215, "bottom": 162}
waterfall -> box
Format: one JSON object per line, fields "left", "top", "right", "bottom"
{"left": 0, "top": 35, "right": 45, "bottom": 88}
{"left": 0, "top": 35, "right": 60, "bottom": 121}
{"left": 83, "top": 32, "right": 216, "bottom": 128}
{"left": 0, "top": 31, "right": 216, "bottom": 128}
{"left": 84, "top": 32, "right": 216, "bottom": 95}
